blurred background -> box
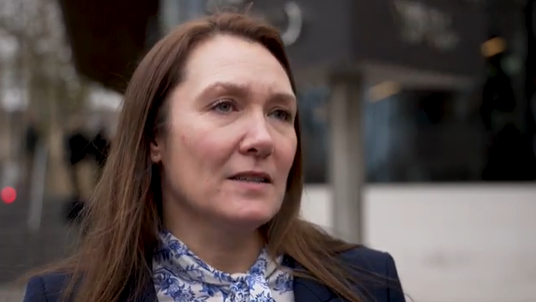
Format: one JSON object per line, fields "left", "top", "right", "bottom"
{"left": 0, "top": 0, "right": 535, "bottom": 301}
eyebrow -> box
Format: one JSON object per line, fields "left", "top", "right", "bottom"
{"left": 199, "top": 81, "right": 297, "bottom": 104}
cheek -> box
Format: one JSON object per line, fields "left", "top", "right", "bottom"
{"left": 170, "top": 126, "right": 233, "bottom": 172}
{"left": 163, "top": 131, "right": 220, "bottom": 196}
{"left": 277, "top": 133, "right": 298, "bottom": 174}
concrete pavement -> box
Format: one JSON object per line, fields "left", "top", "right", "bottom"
{"left": 0, "top": 285, "right": 23, "bottom": 302}
{"left": 0, "top": 195, "right": 75, "bottom": 285}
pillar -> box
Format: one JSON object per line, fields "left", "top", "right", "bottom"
{"left": 328, "top": 72, "right": 366, "bottom": 244}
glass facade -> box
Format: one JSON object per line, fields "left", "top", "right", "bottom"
{"left": 297, "top": 86, "right": 330, "bottom": 183}
{"left": 298, "top": 1, "right": 536, "bottom": 183}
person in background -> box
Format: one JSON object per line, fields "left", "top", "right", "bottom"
{"left": 88, "top": 124, "right": 110, "bottom": 179}
{"left": 22, "top": 113, "right": 39, "bottom": 198}
{"left": 23, "top": 12, "right": 405, "bottom": 302}
{"left": 62, "top": 118, "right": 90, "bottom": 224}
{"left": 62, "top": 117, "right": 111, "bottom": 224}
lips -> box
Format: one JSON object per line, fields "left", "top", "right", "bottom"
{"left": 229, "top": 171, "right": 272, "bottom": 183}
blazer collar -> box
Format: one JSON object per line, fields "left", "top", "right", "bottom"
{"left": 284, "top": 255, "right": 344, "bottom": 302}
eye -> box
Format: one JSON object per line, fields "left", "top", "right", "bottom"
{"left": 269, "top": 109, "right": 293, "bottom": 122}
{"left": 211, "top": 99, "right": 237, "bottom": 114}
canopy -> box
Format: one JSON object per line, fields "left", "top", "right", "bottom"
{"left": 58, "top": 0, "right": 158, "bottom": 92}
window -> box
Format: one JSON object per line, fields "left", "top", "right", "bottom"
{"left": 298, "top": 86, "right": 330, "bottom": 183}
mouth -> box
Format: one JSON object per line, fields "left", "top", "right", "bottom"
{"left": 228, "top": 171, "right": 272, "bottom": 184}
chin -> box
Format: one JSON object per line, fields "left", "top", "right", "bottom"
{"left": 224, "top": 208, "right": 277, "bottom": 230}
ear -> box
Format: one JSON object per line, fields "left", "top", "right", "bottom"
{"left": 150, "top": 136, "right": 164, "bottom": 163}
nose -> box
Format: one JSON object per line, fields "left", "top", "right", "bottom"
{"left": 239, "top": 114, "right": 274, "bottom": 158}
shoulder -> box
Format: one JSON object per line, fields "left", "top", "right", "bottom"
{"left": 339, "top": 246, "right": 398, "bottom": 275}
{"left": 338, "top": 246, "right": 406, "bottom": 302}
{"left": 23, "top": 272, "right": 72, "bottom": 302}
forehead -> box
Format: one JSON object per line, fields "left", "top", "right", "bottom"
{"left": 181, "top": 34, "right": 294, "bottom": 95}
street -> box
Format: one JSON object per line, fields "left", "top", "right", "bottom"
{"left": 0, "top": 285, "right": 23, "bottom": 302}
{"left": 0, "top": 193, "right": 75, "bottom": 285}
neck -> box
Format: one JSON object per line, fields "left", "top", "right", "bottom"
{"left": 162, "top": 203, "right": 265, "bottom": 274}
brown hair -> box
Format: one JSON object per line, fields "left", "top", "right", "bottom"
{"left": 37, "top": 12, "right": 367, "bottom": 302}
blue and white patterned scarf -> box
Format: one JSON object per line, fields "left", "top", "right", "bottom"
{"left": 152, "top": 230, "right": 294, "bottom": 302}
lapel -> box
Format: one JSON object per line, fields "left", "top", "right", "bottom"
{"left": 286, "top": 256, "right": 346, "bottom": 302}
{"left": 128, "top": 256, "right": 346, "bottom": 302}
{"left": 293, "top": 276, "right": 343, "bottom": 302}
{"left": 130, "top": 274, "right": 157, "bottom": 302}
{"left": 137, "top": 290, "right": 157, "bottom": 302}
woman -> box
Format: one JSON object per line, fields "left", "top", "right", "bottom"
{"left": 23, "top": 12, "right": 405, "bottom": 302}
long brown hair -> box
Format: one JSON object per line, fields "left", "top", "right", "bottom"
{"left": 39, "top": 12, "right": 366, "bottom": 302}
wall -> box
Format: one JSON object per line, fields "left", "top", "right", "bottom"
{"left": 300, "top": 184, "right": 536, "bottom": 302}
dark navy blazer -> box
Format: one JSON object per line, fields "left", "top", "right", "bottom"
{"left": 23, "top": 247, "right": 406, "bottom": 302}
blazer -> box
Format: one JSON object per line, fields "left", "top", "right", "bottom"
{"left": 22, "top": 247, "right": 405, "bottom": 302}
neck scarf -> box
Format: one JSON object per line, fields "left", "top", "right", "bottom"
{"left": 152, "top": 230, "right": 294, "bottom": 302}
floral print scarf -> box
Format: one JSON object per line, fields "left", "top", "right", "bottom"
{"left": 152, "top": 230, "right": 294, "bottom": 302}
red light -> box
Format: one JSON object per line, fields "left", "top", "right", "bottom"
{"left": 1, "top": 187, "right": 16, "bottom": 204}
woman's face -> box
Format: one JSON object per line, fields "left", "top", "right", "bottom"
{"left": 151, "top": 35, "right": 297, "bottom": 231}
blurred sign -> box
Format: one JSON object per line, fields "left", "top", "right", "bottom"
{"left": 251, "top": 0, "right": 485, "bottom": 76}
{"left": 352, "top": 0, "right": 486, "bottom": 76}
{"left": 251, "top": 0, "right": 354, "bottom": 71}
{"left": 391, "top": 0, "right": 460, "bottom": 52}
{"left": 256, "top": 2, "right": 303, "bottom": 46}
{"left": 278, "top": 2, "right": 303, "bottom": 46}
{"left": 205, "top": 0, "right": 303, "bottom": 46}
